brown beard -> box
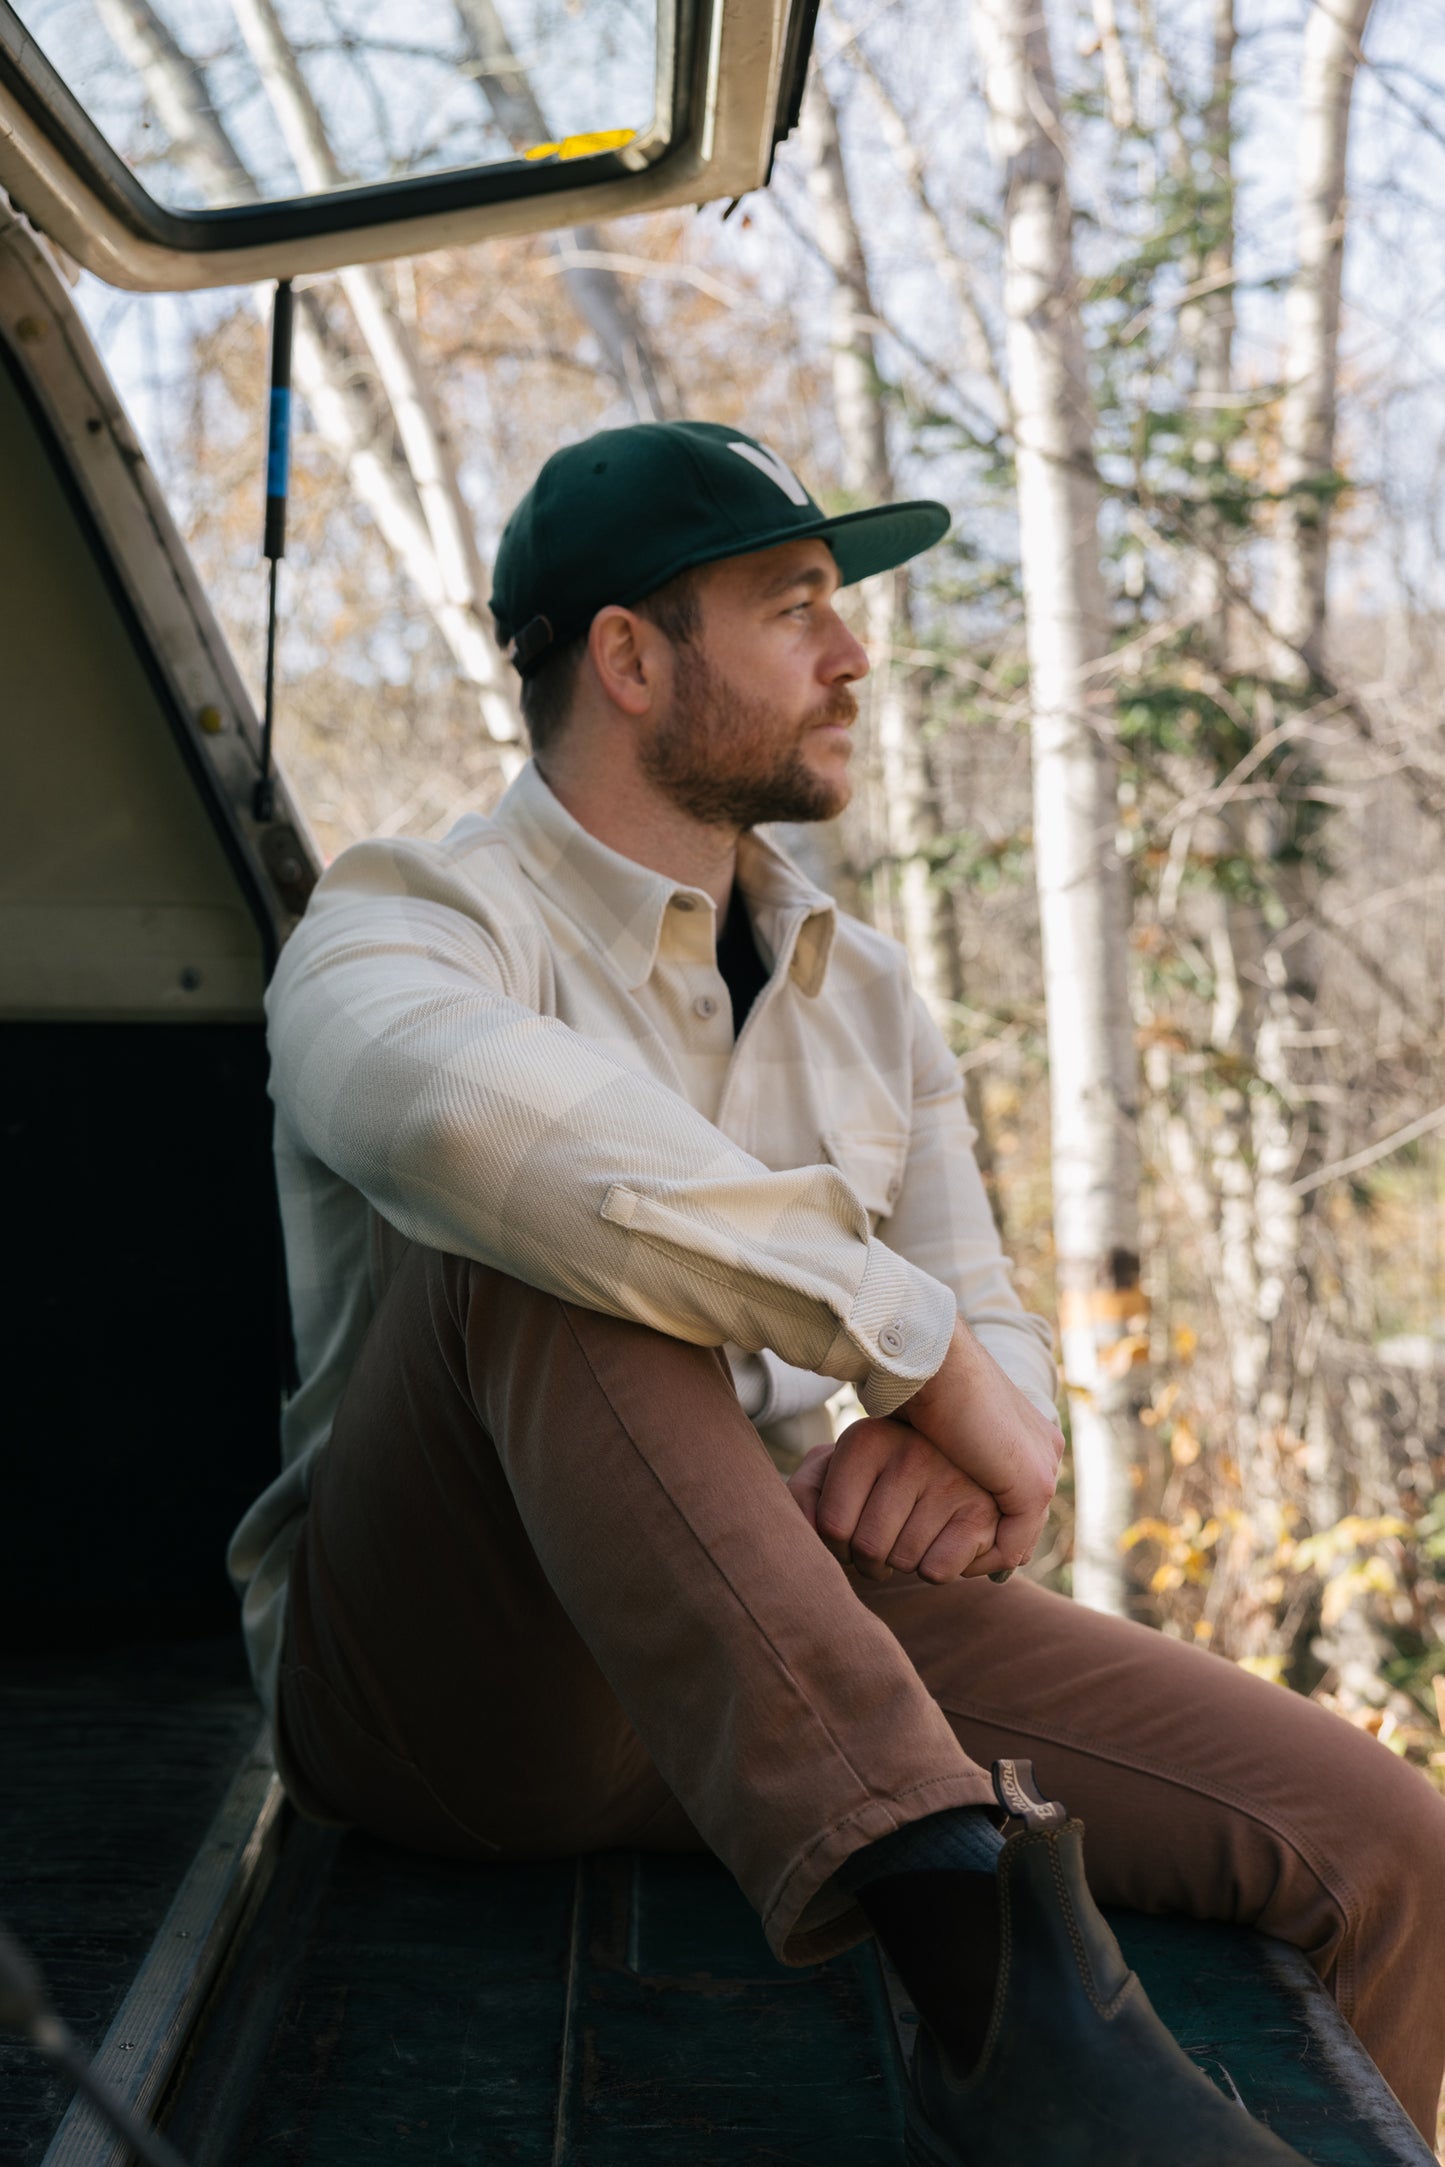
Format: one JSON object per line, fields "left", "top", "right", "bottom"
{"left": 639, "top": 648, "right": 857, "bottom": 829}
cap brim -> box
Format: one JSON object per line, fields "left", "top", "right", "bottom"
{"left": 635, "top": 498, "right": 951, "bottom": 602}
{"left": 810, "top": 499, "right": 952, "bottom": 585}
{"left": 524, "top": 497, "right": 954, "bottom": 663}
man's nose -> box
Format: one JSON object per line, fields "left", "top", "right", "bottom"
{"left": 825, "top": 614, "right": 870, "bottom": 684}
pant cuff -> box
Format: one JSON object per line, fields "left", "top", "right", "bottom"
{"left": 761, "top": 1768, "right": 1000, "bottom": 1966}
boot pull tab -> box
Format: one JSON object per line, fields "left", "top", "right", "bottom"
{"left": 991, "top": 1758, "right": 1068, "bottom": 1832}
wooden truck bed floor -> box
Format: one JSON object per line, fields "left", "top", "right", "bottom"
{"left": 3, "top": 1641, "right": 1433, "bottom": 2167}
{"left": 0, "top": 1639, "right": 259, "bottom": 2166}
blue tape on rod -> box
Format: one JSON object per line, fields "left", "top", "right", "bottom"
{"left": 266, "top": 385, "right": 291, "bottom": 501}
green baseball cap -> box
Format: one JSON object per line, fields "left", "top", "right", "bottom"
{"left": 490, "top": 420, "right": 950, "bottom": 675}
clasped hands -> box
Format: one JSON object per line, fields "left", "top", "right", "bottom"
{"left": 788, "top": 1320, "right": 1065, "bottom": 1584}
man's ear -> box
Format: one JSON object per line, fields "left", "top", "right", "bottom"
{"left": 588, "top": 606, "right": 665, "bottom": 717}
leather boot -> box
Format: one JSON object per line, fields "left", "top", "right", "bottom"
{"left": 904, "top": 1761, "right": 1312, "bottom": 2167}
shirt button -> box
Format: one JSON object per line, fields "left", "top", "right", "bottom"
{"left": 671, "top": 895, "right": 698, "bottom": 912}
{"left": 886, "top": 1176, "right": 902, "bottom": 1204}
{"left": 693, "top": 994, "right": 718, "bottom": 1019}
{"left": 878, "top": 1323, "right": 906, "bottom": 1357}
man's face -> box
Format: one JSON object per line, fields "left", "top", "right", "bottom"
{"left": 638, "top": 538, "right": 869, "bottom": 830}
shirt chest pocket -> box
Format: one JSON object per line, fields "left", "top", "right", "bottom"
{"left": 820, "top": 1128, "right": 910, "bottom": 1227}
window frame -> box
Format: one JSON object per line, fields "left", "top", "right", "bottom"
{"left": 0, "top": 0, "right": 817, "bottom": 291}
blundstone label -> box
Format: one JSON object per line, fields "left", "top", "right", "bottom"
{"left": 992, "top": 1758, "right": 1068, "bottom": 1830}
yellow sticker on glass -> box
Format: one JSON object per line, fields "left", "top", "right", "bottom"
{"left": 524, "top": 128, "right": 638, "bottom": 162}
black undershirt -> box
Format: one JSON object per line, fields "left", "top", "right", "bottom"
{"left": 715, "top": 885, "right": 771, "bottom": 1037}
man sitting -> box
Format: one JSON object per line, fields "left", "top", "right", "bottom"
{"left": 229, "top": 421, "right": 1445, "bottom": 2164}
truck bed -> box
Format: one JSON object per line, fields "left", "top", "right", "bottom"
{"left": 3, "top": 1642, "right": 1434, "bottom": 2167}
{"left": 0, "top": 1639, "right": 259, "bottom": 2166}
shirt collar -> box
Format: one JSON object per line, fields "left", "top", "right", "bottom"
{"left": 491, "top": 760, "right": 837, "bottom": 995}
{"left": 734, "top": 826, "right": 837, "bottom": 998}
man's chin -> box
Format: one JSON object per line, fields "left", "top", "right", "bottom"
{"left": 810, "top": 776, "right": 852, "bottom": 822}
{"left": 798, "top": 757, "right": 852, "bottom": 823}
{"left": 756, "top": 759, "right": 851, "bottom": 826}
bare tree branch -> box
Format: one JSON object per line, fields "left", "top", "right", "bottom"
{"left": 97, "top": 0, "right": 521, "bottom": 750}
{"left": 231, "top": 0, "right": 521, "bottom": 749}
{"left": 537, "top": 245, "right": 751, "bottom": 311}
{"left": 1291, "top": 1102, "right": 1445, "bottom": 1196}
{"left": 453, "top": 0, "right": 679, "bottom": 419}
{"left": 828, "top": 9, "right": 1008, "bottom": 428}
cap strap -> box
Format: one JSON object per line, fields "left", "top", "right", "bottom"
{"left": 510, "top": 614, "right": 554, "bottom": 673}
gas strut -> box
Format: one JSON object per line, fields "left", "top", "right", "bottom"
{"left": 253, "top": 277, "right": 294, "bottom": 823}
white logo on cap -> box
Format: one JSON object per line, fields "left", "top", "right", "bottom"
{"left": 727, "top": 440, "right": 810, "bottom": 507}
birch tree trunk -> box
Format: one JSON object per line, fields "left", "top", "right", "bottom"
{"left": 1179, "top": 0, "right": 1237, "bottom": 639}
{"left": 1091, "top": 0, "right": 1136, "bottom": 134}
{"left": 1247, "top": 0, "right": 1376, "bottom": 1671}
{"left": 976, "top": 0, "right": 1145, "bottom": 1614}
{"left": 1270, "top": 0, "right": 1373, "bottom": 688}
{"left": 1170, "top": 0, "right": 1273, "bottom": 1443}
{"left": 1253, "top": 0, "right": 1373, "bottom": 1407}
{"left": 799, "top": 74, "right": 967, "bottom": 1026}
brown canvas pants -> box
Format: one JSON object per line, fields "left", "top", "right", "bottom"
{"left": 276, "top": 1245, "right": 1445, "bottom": 2137}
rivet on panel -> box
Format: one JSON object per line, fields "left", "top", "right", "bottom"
{"left": 179, "top": 968, "right": 202, "bottom": 992}
{"left": 197, "top": 704, "right": 224, "bottom": 734}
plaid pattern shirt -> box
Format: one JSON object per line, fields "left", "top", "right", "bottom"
{"left": 230, "top": 761, "right": 1058, "bottom": 1707}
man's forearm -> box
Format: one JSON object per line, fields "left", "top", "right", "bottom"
{"left": 897, "top": 1320, "right": 1066, "bottom": 1572}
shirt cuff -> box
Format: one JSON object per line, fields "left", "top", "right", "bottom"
{"left": 820, "top": 1239, "right": 958, "bottom": 1419}
{"left": 728, "top": 1347, "right": 845, "bottom": 1427}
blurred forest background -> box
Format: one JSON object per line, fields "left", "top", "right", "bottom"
{"left": 67, "top": 0, "right": 1445, "bottom": 1790}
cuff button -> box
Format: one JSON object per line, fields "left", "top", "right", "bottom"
{"left": 878, "top": 1323, "right": 905, "bottom": 1356}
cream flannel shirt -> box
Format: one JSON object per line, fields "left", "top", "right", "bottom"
{"left": 230, "top": 760, "right": 1058, "bottom": 1708}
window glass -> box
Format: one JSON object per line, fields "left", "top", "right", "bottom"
{"left": 10, "top": 0, "right": 659, "bottom": 213}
